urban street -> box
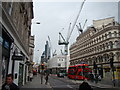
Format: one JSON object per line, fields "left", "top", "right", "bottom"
{"left": 21, "top": 73, "right": 119, "bottom": 90}
{"left": 0, "top": 0, "right": 120, "bottom": 90}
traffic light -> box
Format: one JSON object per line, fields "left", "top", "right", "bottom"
{"left": 41, "top": 64, "right": 44, "bottom": 69}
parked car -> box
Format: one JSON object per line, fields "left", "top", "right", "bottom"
{"left": 57, "top": 73, "right": 64, "bottom": 77}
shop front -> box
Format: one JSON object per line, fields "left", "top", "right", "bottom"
{"left": 1, "top": 25, "right": 14, "bottom": 84}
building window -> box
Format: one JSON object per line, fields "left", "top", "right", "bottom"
{"left": 105, "top": 34, "right": 107, "bottom": 39}
{"left": 100, "top": 45, "right": 102, "bottom": 51}
{"left": 58, "top": 63, "right": 61, "bottom": 66}
{"left": 102, "top": 44, "right": 105, "bottom": 50}
{"left": 119, "top": 32, "right": 120, "bottom": 36}
{"left": 106, "top": 43, "right": 109, "bottom": 49}
{"left": 109, "top": 41, "right": 113, "bottom": 49}
{"left": 99, "top": 36, "right": 101, "bottom": 41}
{"left": 114, "top": 31, "right": 117, "bottom": 37}
{"left": 102, "top": 35, "right": 104, "bottom": 40}
{"left": 115, "top": 41, "right": 120, "bottom": 48}
{"left": 108, "top": 32, "right": 112, "bottom": 38}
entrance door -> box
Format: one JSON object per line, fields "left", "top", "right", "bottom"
{"left": 18, "top": 63, "right": 24, "bottom": 86}
{"left": 2, "top": 56, "right": 8, "bottom": 84}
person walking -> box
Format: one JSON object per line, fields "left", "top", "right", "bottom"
{"left": 29, "top": 72, "right": 33, "bottom": 81}
{"left": 95, "top": 74, "right": 99, "bottom": 83}
{"left": 45, "top": 74, "right": 49, "bottom": 85}
{"left": 2, "top": 74, "right": 19, "bottom": 90}
{"left": 79, "top": 80, "right": 93, "bottom": 90}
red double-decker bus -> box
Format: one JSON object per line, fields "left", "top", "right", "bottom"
{"left": 67, "top": 64, "right": 91, "bottom": 80}
{"left": 67, "top": 65, "right": 77, "bottom": 79}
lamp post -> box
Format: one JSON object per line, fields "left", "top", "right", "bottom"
{"left": 93, "top": 61, "right": 97, "bottom": 74}
{"left": 110, "top": 56, "right": 115, "bottom": 87}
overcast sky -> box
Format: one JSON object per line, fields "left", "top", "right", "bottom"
{"left": 31, "top": 0, "right": 119, "bottom": 63}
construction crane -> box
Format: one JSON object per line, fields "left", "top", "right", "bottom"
{"left": 58, "top": 0, "right": 86, "bottom": 72}
{"left": 58, "top": 0, "right": 86, "bottom": 55}
{"left": 58, "top": 23, "right": 71, "bottom": 55}
{"left": 53, "top": 49, "right": 57, "bottom": 56}
{"left": 76, "top": 19, "right": 87, "bottom": 34}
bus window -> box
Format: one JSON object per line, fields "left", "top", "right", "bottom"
{"left": 78, "top": 72, "right": 82, "bottom": 76}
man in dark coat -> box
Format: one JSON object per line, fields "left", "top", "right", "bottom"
{"left": 79, "top": 81, "right": 93, "bottom": 90}
{"left": 2, "top": 74, "right": 19, "bottom": 90}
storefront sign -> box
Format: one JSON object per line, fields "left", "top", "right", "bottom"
{"left": 12, "top": 55, "right": 24, "bottom": 60}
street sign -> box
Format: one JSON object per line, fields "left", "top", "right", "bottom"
{"left": 12, "top": 55, "right": 24, "bottom": 60}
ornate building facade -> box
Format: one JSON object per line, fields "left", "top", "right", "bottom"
{"left": 69, "top": 17, "right": 120, "bottom": 86}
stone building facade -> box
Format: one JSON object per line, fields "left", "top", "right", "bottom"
{"left": 69, "top": 17, "right": 120, "bottom": 87}
{"left": 28, "top": 36, "right": 35, "bottom": 73}
{"left": 0, "top": 1, "right": 34, "bottom": 88}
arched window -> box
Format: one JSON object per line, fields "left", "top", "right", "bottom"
{"left": 115, "top": 41, "right": 120, "bottom": 48}
{"left": 108, "top": 32, "right": 112, "bottom": 38}
{"left": 114, "top": 31, "right": 117, "bottom": 37}
{"left": 100, "top": 45, "right": 102, "bottom": 51}
{"left": 97, "top": 46, "right": 99, "bottom": 51}
{"left": 103, "top": 44, "right": 105, "bottom": 50}
{"left": 99, "top": 36, "right": 101, "bottom": 41}
{"left": 102, "top": 35, "right": 104, "bottom": 40}
{"left": 105, "top": 34, "right": 107, "bottom": 39}
{"left": 119, "top": 32, "right": 120, "bottom": 36}
{"left": 109, "top": 41, "right": 113, "bottom": 49}
{"left": 106, "top": 43, "right": 109, "bottom": 49}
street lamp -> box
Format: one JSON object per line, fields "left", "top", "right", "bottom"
{"left": 93, "top": 61, "right": 97, "bottom": 74}
{"left": 110, "top": 56, "right": 115, "bottom": 87}
{"left": 32, "top": 21, "right": 40, "bottom": 24}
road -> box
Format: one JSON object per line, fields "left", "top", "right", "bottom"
{"left": 48, "top": 75, "right": 119, "bottom": 90}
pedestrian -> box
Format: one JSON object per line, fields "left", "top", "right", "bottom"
{"left": 98, "top": 75, "right": 101, "bottom": 81}
{"left": 95, "top": 74, "right": 99, "bottom": 83}
{"left": 112, "top": 79, "right": 116, "bottom": 87}
{"left": 29, "top": 72, "right": 33, "bottom": 81}
{"left": 89, "top": 73, "right": 95, "bottom": 82}
{"left": 2, "top": 74, "right": 19, "bottom": 90}
{"left": 45, "top": 74, "right": 49, "bottom": 85}
{"left": 79, "top": 80, "right": 93, "bottom": 90}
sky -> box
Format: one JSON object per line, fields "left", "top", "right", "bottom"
{"left": 31, "top": 0, "right": 119, "bottom": 63}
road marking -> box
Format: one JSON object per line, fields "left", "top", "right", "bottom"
{"left": 66, "top": 85, "right": 73, "bottom": 88}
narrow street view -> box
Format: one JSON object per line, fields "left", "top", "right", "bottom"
{"left": 0, "top": 0, "right": 120, "bottom": 90}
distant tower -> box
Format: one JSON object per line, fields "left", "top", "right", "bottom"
{"left": 44, "top": 41, "right": 51, "bottom": 63}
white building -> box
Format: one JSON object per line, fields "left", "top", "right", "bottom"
{"left": 47, "top": 55, "right": 70, "bottom": 74}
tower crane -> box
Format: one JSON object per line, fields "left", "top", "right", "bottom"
{"left": 58, "top": 0, "right": 86, "bottom": 55}
{"left": 58, "top": 0, "right": 86, "bottom": 71}
{"left": 58, "top": 23, "right": 71, "bottom": 55}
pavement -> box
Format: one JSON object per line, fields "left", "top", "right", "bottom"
{"left": 21, "top": 74, "right": 52, "bottom": 89}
